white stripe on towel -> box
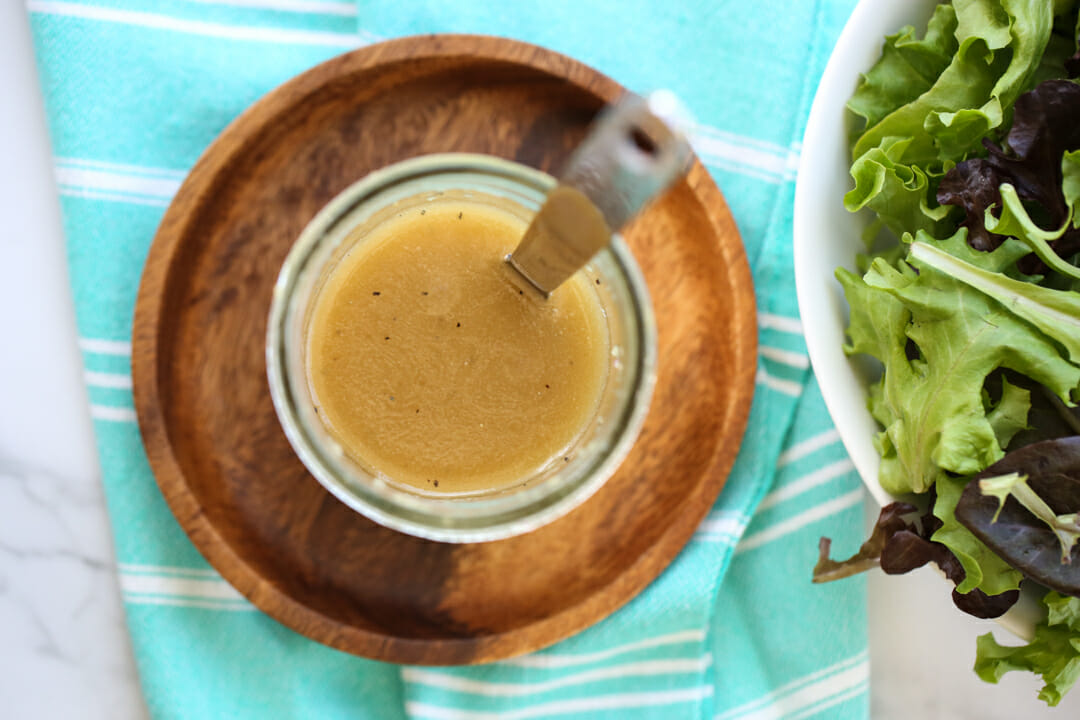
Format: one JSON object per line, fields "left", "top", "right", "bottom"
{"left": 756, "top": 368, "right": 803, "bottom": 397}
{"left": 183, "top": 0, "right": 358, "bottom": 16}
{"left": 56, "top": 166, "right": 181, "bottom": 200}
{"left": 406, "top": 685, "right": 714, "bottom": 720}
{"left": 736, "top": 488, "right": 864, "bottom": 554}
{"left": 777, "top": 429, "right": 841, "bottom": 467}
{"left": 403, "top": 656, "right": 711, "bottom": 697}
{"left": 119, "top": 571, "right": 253, "bottom": 612}
{"left": 90, "top": 405, "right": 137, "bottom": 422}
{"left": 56, "top": 157, "right": 187, "bottom": 179}
{"left": 695, "top": 511, "right": 750, "bottom": 539}
{"left": 758, "top": 459, "right": 856, "bottom": 512}
{"left": 122, "top": 594, "right": 254, "bottom": 612}
{"left": 758, "top": 313, "right": 804, "bottom": 335}
{"left": 715, "top": 651, "right": 869, "bottom": 720}
{"left": 760, "top": 346, "right": 809, "bottom": 370}
{"left": 78, "top": 337, "right": 132, "bottom": 355}
{"left": 500, "top": 629, "right": 707, "bottom": 669}
{"left": 119, "top": 563, "right": 222, "bottom": 579}
{"left": 28, "top": 1, "right": 369, "bottom": 47}
{"left": 84, "top": 370, "right": 132, "bottom": 390}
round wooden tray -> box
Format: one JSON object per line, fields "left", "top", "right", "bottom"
{"left": 133, "top": 35, "right": 757, "bottom": 665}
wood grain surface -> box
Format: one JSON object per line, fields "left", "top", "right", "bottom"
{"left": 132, "top": 35, "right": 757, "bottom": 665}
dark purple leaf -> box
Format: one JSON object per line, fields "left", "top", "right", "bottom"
{"left": 815, "top": 500, "right": 1020, "bottom": 618}
{"left": 937, "top": 161, "right": 1005, "bottom": 251}
{"left": 813, "top": 502, "right": 918, "bottom": 582}
{"left": 936, "top": 80, "right": 1080, "bottom": 270}
{"left": 878, "top": 525, "right": 1019, "bottom": 618}
{"left": 879, "top": 528, "right": 941, "bottom": 574}
{"left": 955, "top": 436, "right": 1080, "bottom": 597}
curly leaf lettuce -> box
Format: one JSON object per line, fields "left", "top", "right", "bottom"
{"left": 976, "top": 592, "right": 1080, "bottom": 706}
{"left": 845, "top": 137, "right": 954, "bottom": 239}
{"left": 847, "top": 4, "right": 960, "bottom": 131}
{"left": 846, "top": 0, "right": 1060, "bottom": 240}
{"left": 838, "top": 230, "right": 1080, "bottom": 496}
{"left": 852, "top": 0, "right": 1054, "bottom": 166}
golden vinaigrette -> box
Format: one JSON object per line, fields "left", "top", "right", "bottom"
{"left": 306, "top": 197, "right": 610, "bottom": 494}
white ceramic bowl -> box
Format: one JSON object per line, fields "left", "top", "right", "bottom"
{"left": 793, "top": 0, "right": 1043, "bottom": 639}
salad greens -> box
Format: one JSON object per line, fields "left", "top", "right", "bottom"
{"left": 976, "top": 591, "right": 1080, "bottom": 706}
{"left": 815, "top": 0, "right": 1080, "bottom": 705}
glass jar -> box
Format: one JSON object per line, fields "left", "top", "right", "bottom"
{"left": 266, "top": 154, "right": 656, "bottom": 542}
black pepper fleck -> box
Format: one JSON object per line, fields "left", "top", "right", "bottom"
{"left": 422, "top": 291, "right": 429, "bottom": 296}
{"left": 545, "top": 384, "right": 550, "bottom": 389}
{"left": 420, "top": 209, "right": 426, "bottom": 215}
{"left": 433, "top": 480, "right": 439, "bottom": 487}
{"left": 564, "top": 456, "right": 569, "bottom": 462}
{"left": 595, "top": 278, "right": 601, "bottom": 285}
{"left": 385, "top": 336, "right": 390, "bottom": 340}
{"left": 372, "top": 291, "right": 381, "bottom": 296}
{"left": 518, "top": 290, "right": 523, "bottom": 295}
{"left": 456, "top": 322, "right": 461, "bottom": 328}
{"left": 458, "top": 212, "right": 463, "bottom": 220}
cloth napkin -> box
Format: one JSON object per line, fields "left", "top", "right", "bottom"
{"left": 29, "top": 1, "right": 869, "bottom": 718}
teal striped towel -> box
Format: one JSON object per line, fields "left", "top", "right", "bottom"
{"left": 30, "top": 1, "right": 868, "bottom": 718}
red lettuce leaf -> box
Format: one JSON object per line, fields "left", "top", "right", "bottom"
{"left": 955, "top": 436, "right": 1080, "bottom": 597}
{"left": 937, "top": 79, "right": 1080, "bottom": 265}
{"left": 815, "top": 500, "right": 1020, "bottom": 618}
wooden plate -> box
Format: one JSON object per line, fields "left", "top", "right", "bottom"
{"left": 133, "top": 35, "right": 757, "bottom": 665}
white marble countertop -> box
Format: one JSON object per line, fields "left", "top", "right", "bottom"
{"left": 2, "top": 6, "right": 1079, "bottom": 718}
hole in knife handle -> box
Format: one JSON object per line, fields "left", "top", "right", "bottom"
{"left": 629, "top": 126, "right": 659, "bottom": 157}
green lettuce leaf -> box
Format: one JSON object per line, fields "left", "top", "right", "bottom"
{"left": 984, "top": 183, "right": 1080, "bottom": 280}
{"left": 846, "top": 0, "right": 1060, "bottom": 242}
{"left": 840, "top": 230, "right": 1080, "bottom": 495}
{"left": 981, "top": 0, "right": 1058, "bottom": 109}
{"left": 1046, "top": 590, "right": 1080, "bottom": 628}
{"left": 835, "top": 264, "right": 910, "bottom": 476}
{"left": 847, "top": 4, "right": 959, "bottom": 132}
{"left": 844, "top": 137, "right": 954, "bottom": 239}
{"left": 975, "top": 592, "right": 1080, "bottom": 706}
{"left": 985, "top": 375, "right": 1032, "bottom": 449}
{"left": 1065, "top": 149, "right": 1080, "bottom": 227}
{"left": 853, "top": 0, "right": 1054, "bottom": 166}
{"left": 853, "top": 35, "right": 1007, "bottom": 166}
{"left": 933, "top": 474, "right": 1024, "bottom": 594}
{"left": 908, "top": 239, "right": 1080, "bottom": 361}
